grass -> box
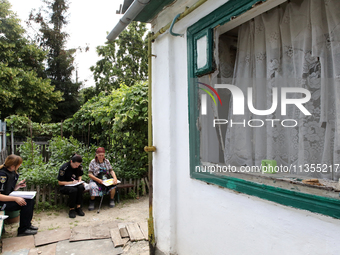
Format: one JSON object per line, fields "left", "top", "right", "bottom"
{"left": 48, "top": 226, "right": 60, "bottom": 231}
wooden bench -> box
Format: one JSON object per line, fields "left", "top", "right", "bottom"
{"left": 115, "top": 184, "right": 135, "bottom": 203}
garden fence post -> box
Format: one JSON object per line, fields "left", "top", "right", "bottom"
{"left": 61, "top": 120, "right": 63, "bottom": 138}
{"left": 2, "top": 121, "right": 6, "bottom": 152}
{"left": 0, "top": 120, "right": 2, "bottom": 152}
{"left": 36, "top": 185, "right": 40, "bottom": 208}
{"left": 11, "top": 126, "right": 14, "bottom": 154}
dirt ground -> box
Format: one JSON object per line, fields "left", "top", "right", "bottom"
{"left": 2, "top": 195, "right": 150, "bottom": 255}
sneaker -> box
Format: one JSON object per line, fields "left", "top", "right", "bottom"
{"left": 109, "top": 199, "right": 115, "bottom": 208}
{"left": 76, "top": 207, "right": 85, "bottom": 216}
{"left": 88, "top": 200, "right": 95, "bottom": 211}
{"left": 18, "top": 229, "right": 38, "bottom": 236}
{"left": 29, "top": 225, "right": 39, "bottom": 230}
{"left": 69, "top": 209, "right": 76, "bottom": 218}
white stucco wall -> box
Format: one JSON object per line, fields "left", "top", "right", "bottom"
{"left": 151, "top": 0, "right": 340, "bottom": 254}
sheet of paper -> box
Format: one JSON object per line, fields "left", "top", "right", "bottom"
{"left": 65, "top": 181, "right": 85, "bottom": 187}
{"left": 9, "top": 191, "right": 37, "bottom": 199}
{"left": 102, "top": 179, "right": 121, "bottom": 186}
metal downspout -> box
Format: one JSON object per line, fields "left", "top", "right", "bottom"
{"left": 144, "top": 32, "right": 156, "bottom": 255}
{"left": 107, "top": 1, "right": 209, "bottom": 254}
{"left": 144, "top": 1, "right": 208, "bottom": 253}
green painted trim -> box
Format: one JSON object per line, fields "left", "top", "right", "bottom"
{"left": 194, "top": 29, "right": 214, "bottom": 76}
{"left": 188, "top": 0, "right": 265, "bottom": 34}
{"left": 135, "top": 0, "right": 176, "bottom": 23}
{"left": 192, "top": 171, "right": 340, "bottom": 218}
{"left": 187, "top": 29, "right": 201, "bottom": 178}
{"left": 187, "top": 0, "right": 340, "bottom": 218}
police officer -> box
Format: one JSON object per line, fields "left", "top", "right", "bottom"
{"left": 58, "top": 154, "right": 85, "bottom": 218}
{"left": 0, "top": 154, "right": 38, "bottom": 236}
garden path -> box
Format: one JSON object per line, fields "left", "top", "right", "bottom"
{"left": 1, "top": 196, "right": 149, "bottom": 254}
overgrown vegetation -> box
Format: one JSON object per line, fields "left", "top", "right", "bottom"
{"left": 28, "top": 0, "right": 82, "bottom": 121}
{"left": 2, "top": 2, "right": 149, "bottom": 196}
{"left": 10, "top": 82, "right": 148, "bottom": 184}
{"left": 90, "top": 21, "right": 148, "bottom": 93}
{"left": 0, "top": 0, "right": 62, "bottom": 121}
{"left": 18, "top": 137, "right": 92, "bottom": 186}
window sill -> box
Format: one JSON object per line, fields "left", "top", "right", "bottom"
{"left": 191, "top": 169, "right": 340, "bottom": 219}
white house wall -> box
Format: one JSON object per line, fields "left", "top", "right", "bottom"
{"left": 151, "top": 0, "right": 340, "bottom": 254}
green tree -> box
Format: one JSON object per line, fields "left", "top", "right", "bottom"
{"left": 79, "top": 86, "right": 96, "bottom": 105}
{"left": 29, "top": 0, "right": 81, "bottom": 122}
{"left": 67, "top": 82, "right": 148, "bottom": 179}
{"left": 90, "top": 21, "right": 148, "bottom": 93}
{"left": 0, "top": 0, "right": 62, "bottom": 122}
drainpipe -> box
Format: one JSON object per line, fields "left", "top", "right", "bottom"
{"left": 106, "top": 0, "right": 151, "bottom": 41}
{"left": 144, "top": 32, "right": 157, "bottom": 255}
{"left": 106, "top": 1, "right": 209, "bottom": 254}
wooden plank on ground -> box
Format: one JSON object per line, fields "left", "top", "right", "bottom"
{"left": 91, "top": 224, "right": 110, "bottom": 239}
{"left": 118, "top": 223, "right": 129, "bottom": 238}
{"left": 110, "top": 228, "right": 129, "bottom": 247}
{"left": 70, "top": 226, "right": 91, "bottom": 241}
{"left": 34, "top": 228, "right": 71, "bottom": 246}
{"left": 138, "top": 221, "right": 148, "bottom": 240}
{"left": 3, "top": 236, "right": 35, "bottom": 252}
{"left": 126, "top": 223, "right": 144, "bottom": 241}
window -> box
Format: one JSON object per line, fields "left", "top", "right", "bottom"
{"left": 193, "top": 30, "right": 214, "bottom": 76}
{"left": 188, "top": 0, "right": 340, "bottom": 218}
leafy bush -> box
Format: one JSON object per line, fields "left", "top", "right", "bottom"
{"left": 109, "top": 82, "right": 148, "bottom": 179}
{"left": 69, "top": 82, "right": 148, "bottom": 179}
{"left": 10, "top": 81, "right": 148, "bottom": 182}
{"left": 19, "top": 137, "right": 95, "bottom": 185}
{"left": 5, "top": 115, "right": 63, "bottom": 137}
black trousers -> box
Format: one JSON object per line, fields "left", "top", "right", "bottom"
{"left": 0, "top": 198, "right": 35, "bottom": 234}
{"left": 59, "top": 185, "right": 84, "bottom": 209}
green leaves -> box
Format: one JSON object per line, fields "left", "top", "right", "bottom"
{"left": 7, "top": 82, "right": 148, "bottom": 181}
{"left": 90, "top": 21, "right": 148, "bottom": 93}
{"left": 5, "top": 115, "right": 63, "bottom": 136}
{"left": 0, "top": 0, "right": 63, "bottom": 121}
{"left": 28, "top": 0, "right": 80, "bottom": 122}
{"left": 18, "top": 136, "right": 98, "bottom": 186}
{"left": 69, "top": 82, "right": 148, "bottom": 179}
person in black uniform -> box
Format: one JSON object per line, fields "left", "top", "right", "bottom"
{"left": 0, "top": 154, "right": 38, "bottom": 236}
{"left": 57, "top": 154, "right": 85, "bottom": 218}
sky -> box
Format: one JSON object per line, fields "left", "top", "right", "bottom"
{"left": 9, "top": 0, "right": 123, "bottom": 88}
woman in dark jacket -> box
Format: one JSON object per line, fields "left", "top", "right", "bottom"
{"left": 0, "top": 154, "right": 37, "bottom": 236}
{"left": 57, "top": 154, "right": 85, "bottom": 218}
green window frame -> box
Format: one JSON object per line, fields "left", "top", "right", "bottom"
{"left": 187, "top": 0, "right": 340, "bottom": 218}
{"left": 193, "top": 29, "right": 214, "bottom": 76}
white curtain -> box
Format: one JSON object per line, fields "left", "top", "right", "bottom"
{"left": 224, "top": 0, "right": 340, "bottom": 180}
